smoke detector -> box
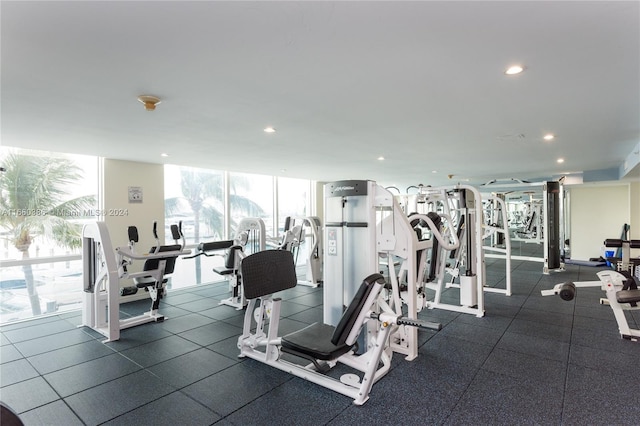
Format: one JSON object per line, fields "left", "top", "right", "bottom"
{"left": 137, "top": 95, "right": 161, "bottom": 111}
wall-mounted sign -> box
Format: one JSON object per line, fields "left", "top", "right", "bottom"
{"left": 128, "top": 186, "right": 143, "bottom": 203}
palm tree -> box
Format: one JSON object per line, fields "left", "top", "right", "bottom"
{"left": 165, "top": 168, "right": 264, "bottom": 284}
{"left": 0, "top": 152, "right": 95, "bottom": 315}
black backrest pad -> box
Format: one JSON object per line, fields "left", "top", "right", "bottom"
{"left": 331, "top": 273, "right": 385, "bottom": 346}
{"left": 619, "top": 270, "right": 639, "bottom": 290}
{"left": 199, "top": 240, "right": 234, "bottom": 252}
{"left": 170, "top": 224, "right": 181, "bottom": 240}
{"left": 241, "top": 250, "right": 298, "bottom": 299}
{"left": 225, "top": 245, "right": 243, "bottom": 269}
{"left": 144, "top": 244, "right": 181, "bottom": 274}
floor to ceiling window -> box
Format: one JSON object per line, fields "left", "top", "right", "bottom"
{"left": 0, "top": 154, "right": 314, "bottom": 324}
{"left": 0, "top": 147, "right": 98, "bottom": 324}
{"left": 164, "top": 166, "right": 314, "bottom": 291}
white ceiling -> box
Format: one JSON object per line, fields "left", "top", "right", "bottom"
{"left": 2, "top": 1, "right": 639, "bottom": 189}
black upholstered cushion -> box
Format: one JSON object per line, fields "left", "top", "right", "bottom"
{"left": 616, "top": 289, "right": 640, "bottom": 304}
{"left": 331, "top": 273, "right": 383, "bottom": 346}
{"left": 281, "top": 322, "right": 353, "bottom": 361}
{"left": 241, "top": 250, "right": 297, "bottom": 299}
{"left": 224, "top": 245, "right": 243, "bottom": 269}
{"left": 143, "top": 244, "right": 181, "bottom": 274}
{"left": 281, "top": 273, "right": 385, "bottom": 361}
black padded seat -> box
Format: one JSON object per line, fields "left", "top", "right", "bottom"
{"left": 281, "top": 323, "right": 352, "bottom": 360}
{"left": 616, "top": 271, "right": 640, "bottom": 306}
{"left": 281, "top": 273, "right": 383, "bottom": 362}
{"left": 213, "top": 268, "right": 234, "bottom": 276}
{"left": 134, "top": 277, "right": 168, "bottom": 288}
{"left": 616, "top": 289, "right": 640, "bottom": 304}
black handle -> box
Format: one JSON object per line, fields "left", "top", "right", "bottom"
{"left": 397, "top": 317, "right": 442, "bottom": 331}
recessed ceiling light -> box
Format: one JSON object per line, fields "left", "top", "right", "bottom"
{"left": 505, "top": 65, "right": 525, "bottom": 75}
{"left": 432, "top": 170, "right": 438, "bottom": 174}
{"left": 264, "top": 127, "right": 276, "bottom": 133}
{"left": 160, "top": 153, "right": 169, "bottom": 157}
{"left": 543, "top": 134, "right": 555, "bottom": 141}
{"left": 378, "top": 156, "right": 385, "bottom": 161}
{"left": 557, "top": 158, "right": 565, "bottom": 164}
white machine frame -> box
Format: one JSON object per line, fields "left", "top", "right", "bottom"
{"left": 295, "top": 216, "right": 323, "bottom": 287}
{"left": 81, "top": 221, "right": 190, "bottom": 342}
{"left": 376, "top": 187, "right": 460, "bottom": 358}
{"left": 218, "top": 217, "right": 266, "bottom": 309}
{"left": 237, "top": 250, "right": 441, "bottom": 405}
{"left": 278, "top": 216, "right": 323, "bottom": 287}
{"left": 481, "top": 179, "right": 565, "bottom": 274}
{"left": 542, "top": 270, "right": 640, "bottom": 341}
{"left": 403, "top": 184, "right": 489, "bottom": 316}
{"left": 482, "top": 194, "right": 513, "bottom": 296}
{"left": 323, "top": 182, "right": 420, "bottom": 360}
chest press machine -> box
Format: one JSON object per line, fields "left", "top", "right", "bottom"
{"left": 186, "top": 239, "right": 245, "bottom": 308}
{"left": 542, "top": 238, "right": 640, "bottom": 341}
{"left": 81, "top": 221, "right": 190, "bottom": 342}
{"left": 277, "top": 216, "right": 323, "bottom": 288}
{"left": 237, "top": 249, "right": 441, "bottom": 405}
{"left": 185, "top": 217, "right": 266, "bottom": 310}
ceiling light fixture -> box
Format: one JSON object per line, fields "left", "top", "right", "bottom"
{"left": 160, "top": 153, "right": 169, "bottom": 157}
{"left": 543, "top": 134, "right": 555, "bottom": 141}
{"left": 557, "top": 158, "right": 565, "bottom": 164}
{"left": 378, "top": 156, "right": 385, "bottom": 161}
{"left": 264, "top": 127, "right": 276, "bottom": 133}
{"left": 505, "top": 65, "right": 525, "bottom": 75}
{"left": 138, "top": 95, "right": 161, "bottom": 111}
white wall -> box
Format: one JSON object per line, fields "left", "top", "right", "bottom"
{"left": 103, "top": 159, "right": 165, "bottom": 249}
{"left": 102, "top": 159, "right": 165, "bottom": 291}
{"left": 569, "top": 183, "right": 631, "bottom": 261}
{"left": 630, "top": 181, "right": 639, "bottom": 240}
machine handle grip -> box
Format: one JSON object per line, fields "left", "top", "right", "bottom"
{"left": 397, "top": 317, "right": 442, "bottom": 331}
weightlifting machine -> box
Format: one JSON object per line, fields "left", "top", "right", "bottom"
{"left": 277, "top": 216, "right": 323, "bottom": 287}
{"left": 81, "top": 221, "right": 190, "bottom": 342}
{"left": 323, "top": 180, "right": 459, "bottom": 360}
{"left": 185, "top": 217, "right": 266, "bottom": 310}
{"left": 237, "top": 249, "right": 441, "bottom": 405}
{"left": 542, "top": 238, "right": 640, "bottom": 341}
{"left": 482, "top": 179, "right": 565, "bottom": 274}
{"left": 401, "top": 184, "right": 512, "bottom": 314}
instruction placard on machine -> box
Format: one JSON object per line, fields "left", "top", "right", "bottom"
{"left": 328, "top": 229, "right": 338, "bottom": 256}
